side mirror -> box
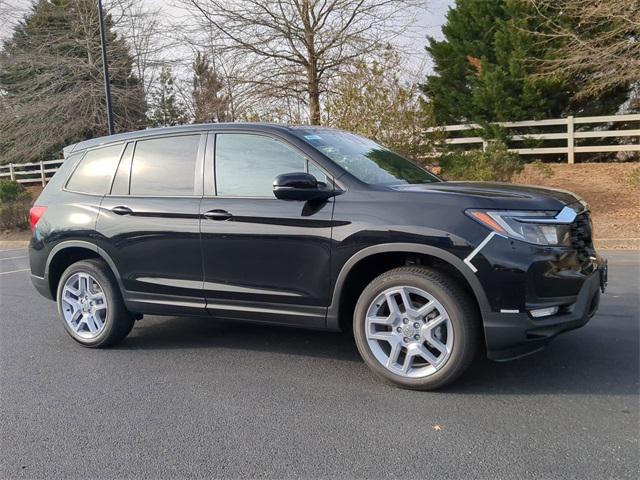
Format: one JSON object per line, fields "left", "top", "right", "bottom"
{"left": 273, "top": 172, "right": 334, "bottom": 201}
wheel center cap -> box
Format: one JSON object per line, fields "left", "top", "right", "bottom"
{"left": 401, "top": 324, "right": 416, "bottom": 338}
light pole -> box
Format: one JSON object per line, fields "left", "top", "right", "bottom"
{"left": 97, "top": 0, "right": 114, "bottom": 135}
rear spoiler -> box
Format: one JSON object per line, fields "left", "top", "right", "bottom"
{"left": 62, "top": 144, "right": 77, "bottom": 158}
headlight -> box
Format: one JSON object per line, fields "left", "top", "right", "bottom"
{"left": 466, "top": 209, "right": 572, "bottom": 246}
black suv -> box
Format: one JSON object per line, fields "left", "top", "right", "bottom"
{"left": 29, "top": 124, "right": 607, "bottom": 389}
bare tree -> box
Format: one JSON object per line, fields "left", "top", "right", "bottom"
{"left": 105, "top": 0, "right": 175, "bottom": 98}
{"left": 529, "top": 0, "right": 640, "bottom": 103}
{"left": 174, "top": 16, "right": 305, "bottom": 123}
{"left": 191, "top": 25, "right": 266, "bottom": 122}
{"left": 178, "top": 0, "right": 423, "bottom": 124}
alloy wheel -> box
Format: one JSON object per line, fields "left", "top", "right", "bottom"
{"left": 61, "top": 272, "right": 108, "bottom": 340}
{"left": 365, "top": 285, "right": 454, "bottom": 378}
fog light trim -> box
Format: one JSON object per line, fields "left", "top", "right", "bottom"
{"left": 529, "top": 306, "right": 559, "bottom": 318}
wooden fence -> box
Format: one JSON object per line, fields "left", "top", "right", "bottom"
{"left": 426, "top": 113, "right": 640, "bottom": 163}
{"left": 0, "top": 159, "right": 64, "bottom": 186}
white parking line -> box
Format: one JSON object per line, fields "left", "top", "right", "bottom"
{"left": 0, "top": 268, "right": 30, "bottom": 275}
{"left": 0, "top": 256, "right": 27, "bottom": 261}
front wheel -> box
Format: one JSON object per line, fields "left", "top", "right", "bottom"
{"left": 353, "top": 266, "right": 480, "bottom": 390}
{"left": 56, "top": 259, "right": 134, "bottom": 348}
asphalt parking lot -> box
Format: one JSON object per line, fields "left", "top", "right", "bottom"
{"left": 0, "top": 248, "right": 638, "bottom": 479}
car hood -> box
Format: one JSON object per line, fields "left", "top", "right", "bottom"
{"left": 389, "top": 181, "right": 582, "bottom": 210}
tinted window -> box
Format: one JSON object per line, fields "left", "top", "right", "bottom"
{"left": 308, "top": 161, "right": 329, "bottom": 185}
{"left": 293, "top": 129, "right": 440, "bottom": 185}
{"left": 110, "top": 143, "right": 133, "bottom": 195}
{"left": 129, "top": 135, "right": 200, "bottom": 196}
{"left": 66, "top": 144, "right": 123, "bottom": 194}
{"left": 216, "top": 134, "right": 307, "bottom": 196}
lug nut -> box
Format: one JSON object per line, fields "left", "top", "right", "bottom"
{"left": 403, "top": 318, "right": 409, "bottom": 324}
{"left": 403, "top": 337, "right": 409, "bottom": 343}
{"left": 414, "top": 335, "right": 420, "bottom": 341}
{"left": 413, "top": 322, "right": 420, "bottom": 328}
{"left": 396, "top": 327, "right": 402, "bottom": 333}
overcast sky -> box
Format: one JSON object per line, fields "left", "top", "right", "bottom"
{"left": 1, "top": 0, "right": 454, "bottom": 75}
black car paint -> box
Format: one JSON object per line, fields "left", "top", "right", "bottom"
{"left": 29, "top": 123, "right": 606, "bottom": 360}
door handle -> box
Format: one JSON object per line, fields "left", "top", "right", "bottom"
{"left": 111, "top": 205, "right": 133, "bottom": 216}
{"left": 203, "top": 209, "right": 232, "bottom": 221}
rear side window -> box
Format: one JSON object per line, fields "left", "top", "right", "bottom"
{"left": 65, "top": 144, "right": 123, "bottom": 194}
{"left": 216, "top": 134, "right": 306, "bottom": 196}
{"left": 129, "top": 135, "right": 200, "bottom": 196}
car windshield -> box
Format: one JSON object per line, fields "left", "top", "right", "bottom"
{"left": 292, "top": 128, "right": 440, "bottom": 185}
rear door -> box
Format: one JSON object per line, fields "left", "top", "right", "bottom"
{"left": 199, "top": 132, "right": 334, "bottom": 328}
{"left": 96, "top": 133, "right": 206, "bottom": 315}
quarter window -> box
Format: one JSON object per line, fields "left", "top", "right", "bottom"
{"left": 66, "top": 144, "right": 123, "bottom": 195}
{"left": 110, "top": 143, "right": 134, "bottom": 195}
{"left": 215, "top": 134, "right": 307, "bottom": 197}
{"left": 129, "top": 135, "right": 200, "bottom": 196}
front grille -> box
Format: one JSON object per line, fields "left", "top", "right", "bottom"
{"left": 570, "top": 212, "right": 594, "bottom": 264}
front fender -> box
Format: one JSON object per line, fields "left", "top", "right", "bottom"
{"left": 325, "top": 242, "right": 491, "bottom": 330}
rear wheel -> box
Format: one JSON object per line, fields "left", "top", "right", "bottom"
{"left": 56, "top": 259, "right": 134, "bottom": 347}
{"left": 353, "top": 266, "right": 479, "bottom": 390}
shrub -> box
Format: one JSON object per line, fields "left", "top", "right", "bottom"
{"left": 530, "top": 160, "right": 554, "bottom": 179}
{"left": 0, "top": 180, "right": 32, "bottom": 230}
{"left": 0, "top": 179, "right": 29, "bottom": 202}
{"left": 0, "top": 199, "right": 31, "bottom": 229}
{"left": 438, "top": 141, "right": 523, "bottom": 182}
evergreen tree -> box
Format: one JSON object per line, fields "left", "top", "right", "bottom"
{"left": 421, "top": 0, "right": 627, "bottom": 125}
{"left": 192, "top": 51, "right": 229, "bottom": 123}
{"left": 148, "top": 66, "right": 186, "bottom": 127}
{"left": 0, "top": 0, "right": 146, "bottom": 164}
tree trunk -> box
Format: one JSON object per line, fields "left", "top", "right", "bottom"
{"left": 306, "top": 62, "right": 321, "bottom": 125}
{"left": 302, "top": 0, "right": 321, "bottom": 125}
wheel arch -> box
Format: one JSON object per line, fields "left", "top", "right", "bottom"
{"left": 45, "top": 240, "right": 124, "bottom": 299}
{"left": 326, "top": 243, "right": 491, "bottom": 331}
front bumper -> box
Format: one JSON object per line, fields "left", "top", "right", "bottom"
{"left": 484, "top": 258, "right": 607, "bottom": 361}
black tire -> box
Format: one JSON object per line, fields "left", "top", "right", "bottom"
{"left": 56, "top": 259, "right": 134, "bottom": 348}
{"left": 353, "top": 266, "right": 480, "bottom": 390}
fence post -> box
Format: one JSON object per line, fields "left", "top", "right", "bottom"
{"left": 567, "top": 115, "right": 575, "bottom": 164}
{"left": 40, "top": 161, "right": 46, "bottom": 187}
{"left": 9, "top": 163, "right": 15, "bottom": 181}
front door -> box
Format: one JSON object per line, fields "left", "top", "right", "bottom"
{"left": 199, "top": 132, "right": 334, "bottom": 328}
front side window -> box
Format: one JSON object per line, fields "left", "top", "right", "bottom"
{"left": 293, "top": 129, "right": 440, "bottom": 186}
{"left": 308, "top": 160, "right": 330, "bottom": 186}
{"left": 215, "top": 134, "right": 307, "bottom": 197}
{"left": 66, "top": 144, "right": 123, "bottom": 194}
{"left": 129, "top": 135, "right": 200, "bottom": 196}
